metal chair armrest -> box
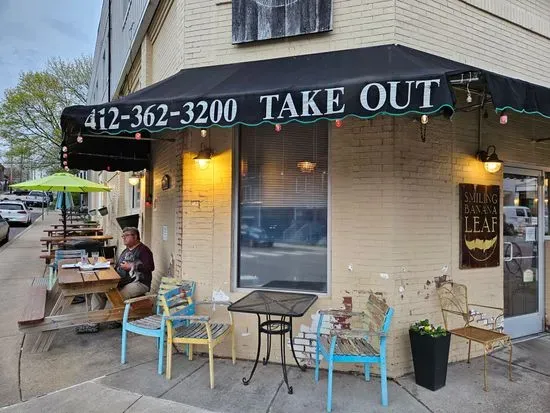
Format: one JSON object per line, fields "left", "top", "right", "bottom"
{"left": 469, "top": 303, "right": 503, "bottom": 311}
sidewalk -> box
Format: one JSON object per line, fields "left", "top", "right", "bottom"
{"left": 1, "top": 215, "right": 550, "bottom": 412}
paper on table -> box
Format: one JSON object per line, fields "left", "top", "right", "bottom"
{"left": 93, "top": 262, "right": 111, "bottom": 269}
{"left": 61, "top": 263, "right": 79, "bottom": 269}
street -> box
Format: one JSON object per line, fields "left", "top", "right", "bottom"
{"left": 5, "top": 210, "right": 42, "bottom": 240}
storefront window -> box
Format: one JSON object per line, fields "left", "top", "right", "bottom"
{"left": 237, "top": 122, "right": 329, "bottom": 293}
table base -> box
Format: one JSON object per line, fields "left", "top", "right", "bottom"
{"left": 242, "top": 314, "right": 307, "bottom": 394}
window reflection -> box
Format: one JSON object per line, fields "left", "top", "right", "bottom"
{"left": 237, "top": 122, "right": 328, "bottom": 293}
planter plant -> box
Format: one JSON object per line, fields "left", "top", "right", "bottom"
{"left": 409, "top": 319, "right": 451, "bottom": 391}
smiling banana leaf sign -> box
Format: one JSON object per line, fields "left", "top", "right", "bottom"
{"left": 459, "top": 184, "right": 500, "bottom": 268}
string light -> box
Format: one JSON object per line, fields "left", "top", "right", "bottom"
{"left": 500, "top": 113, "right": 508, "bottom": 125}
{"left": 335, "top": 119, "right": 343, "bottom": 128}
{"left": 77, "top": 135, "right": 83, "bottom": 143}
{"left": 200, "top": 129, "right": 208, "bottom": 138}
{"left": 274, "top": 123, "right": 282, "bottom": 132}
{"left": 135, "top": 132, "right": 142, "bottom": 140}
{"left": 420, "top": 115, "right": 429, "bottom": 125}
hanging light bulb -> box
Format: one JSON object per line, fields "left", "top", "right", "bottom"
{"left": 274, "top": 123, "right": 282, "bottom": 132}
{"left": 63, "top": 160, "right": 68, "bottom": 166}
{"left": 62, "top": 146, "right": 68, "bottom": 153}
{"left": 335, "top": 119, "right": 343, "bottom": 128}
{"left": 63, "top": 153, "right": 68, "bottom": 159}
{"left": 200, "top": 129, "right": 208, "bottom": 138}
{"left": 500, "top": 113, "right": 508, "bottom": 125}
{"left": 64, "top": 166, "right": 69, "bottom": 171}
{"left": 420, "top": 115, "right": 429, "bottom": 125}
{"left": 466, "top": 82, "right": 472, "bottom": 103}
{"left": 77, "top": 135, "right": 83, "bottom": 143}
{"left": 135, "top": 132, "right": 142, "bottom": 140}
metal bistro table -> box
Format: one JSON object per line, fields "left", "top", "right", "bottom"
{"left": 228, "top": 290, "right": 318, "bottom": 394}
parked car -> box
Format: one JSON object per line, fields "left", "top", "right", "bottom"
{"left": 0, "top": 190, "right": 47, "bottom": 207}
{"left": 0, "top": 215, "right": 9, "bottom": 244}
{"left": 240, "top": 224, "right": 274, "bottom": 247}
{"left": 503, "top": 206, "right": 532, "bottom": 232}
{"left": 0, "top": 201, "right": 32, "bottom": 226}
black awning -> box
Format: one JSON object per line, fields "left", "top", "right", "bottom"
{"left": 61, "top": 44, "right": 550, "bottom": 171}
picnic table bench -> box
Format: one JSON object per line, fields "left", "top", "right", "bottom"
{"left": 44, "top": 227, "right": 104, "bottom": 236}
{"left": 50, "top": 223, "right": 99, "bottom": 228}
{"left": 18, "top": 257, "right": 152, "bottom": 352}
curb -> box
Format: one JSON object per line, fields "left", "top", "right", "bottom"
{"left": 0, "top": 211, "right": 43, "bottom": 253}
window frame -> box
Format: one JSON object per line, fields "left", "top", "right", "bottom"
{"left": 231, "top": 124, "right": 332, "bottom": 296}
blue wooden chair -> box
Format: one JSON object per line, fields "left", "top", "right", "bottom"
{"left": 315, "top": 294, "right": 394, "bottom": 412}
{"left": 121, "top": 277, "right": 195, "bottom": 375}
{"left": 48, "top": 249, "right": 87, "bottom": 290}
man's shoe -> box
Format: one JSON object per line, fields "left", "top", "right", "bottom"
{"left": 75, "top": 323, "right": 99, "bottom": 334}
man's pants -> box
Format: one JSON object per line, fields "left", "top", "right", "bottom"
{"left": 91, "top": 282, "right": 149, "bottom": 311}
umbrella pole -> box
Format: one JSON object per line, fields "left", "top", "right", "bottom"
{"left": 62, "top": 190, "right": 67, "bottom": 245}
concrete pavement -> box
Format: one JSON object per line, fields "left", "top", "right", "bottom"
{"left": 1, "top": 214, "right": 550, "bottom": 412}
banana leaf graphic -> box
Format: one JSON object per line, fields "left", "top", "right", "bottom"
{"left": 465, "top": 236, "right": 497, "bottom": 252}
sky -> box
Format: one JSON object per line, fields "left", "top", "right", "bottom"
{"left": 0, "top": 0, "right": 102, "bottom": 96}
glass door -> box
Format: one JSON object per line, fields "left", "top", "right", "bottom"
{"left": 503, "top": 167, "right": 544, "bottom": 338}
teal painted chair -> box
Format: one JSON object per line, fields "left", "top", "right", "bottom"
{"left": 315, "top": 294, "right": 394, "bottom": 412}
{"left": 121, "top": 277, "right": 196, "bottom": 375}
{"left": 48, "top": 249, "right": 87, "bottom": 290}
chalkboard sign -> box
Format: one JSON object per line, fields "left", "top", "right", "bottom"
{"left": 232, "top": 0, "right": 333, "bottom": 44}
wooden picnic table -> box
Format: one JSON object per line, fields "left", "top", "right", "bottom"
{"left": 18, "top": 257, "right": 152, "bottom": 352}
{"left": 40, "top": 234, "right": 113, "bottom": 260}
{"left": 44, "top": 227, "right": 104, "bottom": 237}
{"left": 50, "top": 223, "right": 99, "bottom": 229}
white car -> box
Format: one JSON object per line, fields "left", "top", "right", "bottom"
{"left": 0, "top": 201, "right": 32, "bottom": 226}
{"left": 0, "top": 215, "right": 9, "bottom": 244}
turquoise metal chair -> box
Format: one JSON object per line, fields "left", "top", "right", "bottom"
{"left": 121, "top": 277, "right": 195, "bottom": 375}
{"left": 315, "top": 294, "right": 394, "bottom": 412}
{"left": 48, "top": 249, "right": 87, "bottom": 289}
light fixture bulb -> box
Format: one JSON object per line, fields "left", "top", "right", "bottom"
{"left": 64, "top": 166, "right": 69, "bottom": 171}
{"left": 335, "top": 119, "right": 343, "bottom": 128}
{"left": 420, "top": 115, "right": 429, "bottom": 124}
{"left": 77, "top": 135, "right": 83, "bottom": 143}
{"left": 274, "top": 123, "right": 282, "bottom": 132}
{"left": 466, "top": 92, "right": 472, "bottom": 103}
{"left": 62, "top": 146, "right": 68, "bottom": 153}
{"left": 484, "top": 162, "right": 502, "bottom": 173}
{"left": 63, "top": 153, "right": 68, "bottom": 159}
{"left": 128, "top": 175, "right": 140, "bottom": 186}
{"left": 200, "top": 129, "right": 208, "bottom": 138}
{"left": 196, "top": 158, "right": 211, "bottom": 170}
{"left": 135, "top": 132, "right": 142, "bottom": 140}
{"left": 500, "top": 114, "right": 508, "bottom": 125}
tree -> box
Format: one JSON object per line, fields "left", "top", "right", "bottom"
{"left": 0, "top": 56, "right": 92, "bottom": 176}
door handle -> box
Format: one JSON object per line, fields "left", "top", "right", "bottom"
{"left": 504, "top": 241, "right": 513, "bottom": 262}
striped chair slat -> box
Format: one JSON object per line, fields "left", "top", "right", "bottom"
{"left": 174, "top": 323, "right": 230, "bottom": 340}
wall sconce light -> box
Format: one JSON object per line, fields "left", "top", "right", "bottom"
{"left": 476, "top": 145, "right": 503, "bottom": 173}
{"left": 194, "top": 143, "right": 213, "bottom": 170}
{"left": 128, "top": 171, "right": 144, "bottom": 186}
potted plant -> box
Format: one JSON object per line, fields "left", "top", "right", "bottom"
{"left": 409, "top": 319, "right": 451, "bottom": 391}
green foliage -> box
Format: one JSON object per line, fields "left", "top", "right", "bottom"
{"left": 0, "top": 56, "right": 92, "bottom": 174}
{"left": 410, "top": 319, "right": 448, "bottom": 338}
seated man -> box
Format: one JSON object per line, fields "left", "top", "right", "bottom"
{"left": 76, "top": 227, "right": 155, "bottom": 333}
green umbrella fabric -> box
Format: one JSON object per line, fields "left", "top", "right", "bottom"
{"left": 10, "top": 172, "right": 110, "bottom": 193}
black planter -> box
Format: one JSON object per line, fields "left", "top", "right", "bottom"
{"left": 409, "top": 330, "right": 451, "bottom": 391}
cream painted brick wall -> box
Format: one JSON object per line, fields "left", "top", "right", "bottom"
{"left": 395, "top": 0, "right": 550, "bottom": 87}
{"left": 149, "top": 133, "right": 184, "bottom": 292}
{"left": 151, "top": 0, "right": 182, "bottom": 83}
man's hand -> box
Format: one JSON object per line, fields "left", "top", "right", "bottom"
{"left": 119, "top": 261, "right": 133, "bottom": 272}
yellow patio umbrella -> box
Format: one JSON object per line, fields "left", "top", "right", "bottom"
{"left": 11, "top": 172, "right": 110, "bottom": 232}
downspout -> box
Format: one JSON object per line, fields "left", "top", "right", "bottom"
{"left": 108, "top": 0, "right": 112, "bottom": 100}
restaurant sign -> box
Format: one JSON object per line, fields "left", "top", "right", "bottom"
{"left": 459, "top": 184, "right": 500, "bottom": 269}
